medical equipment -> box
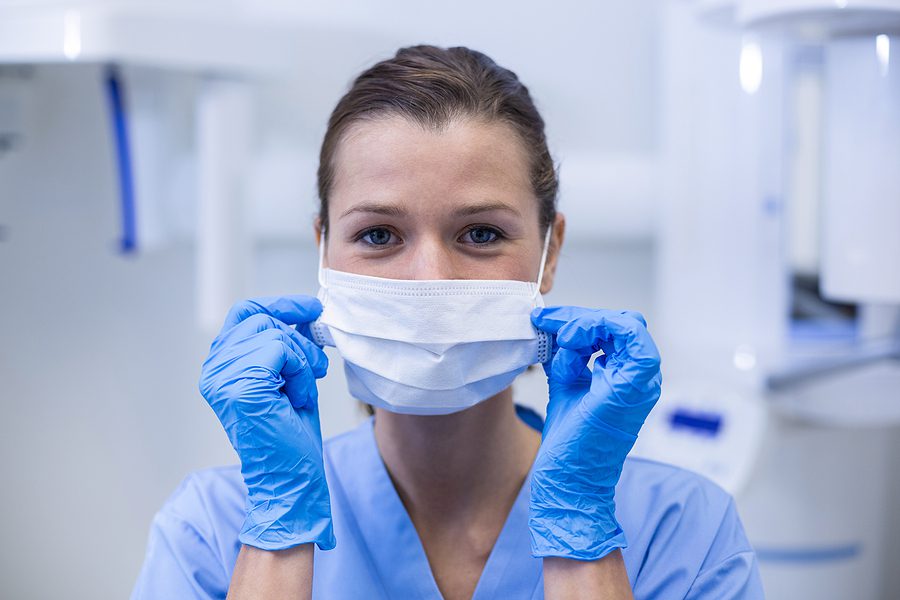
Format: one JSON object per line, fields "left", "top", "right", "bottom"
{"left": 630, "top": 2, "right": 900, "bottom": 597}
{"left": 0, "top": 1, "right": 328, "bottom": 332}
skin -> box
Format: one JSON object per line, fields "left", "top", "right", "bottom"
{"left": 228, "top": 116, "right": 633, "bottom": 599}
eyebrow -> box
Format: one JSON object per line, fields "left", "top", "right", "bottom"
{"left": 453, "top": 202, "right": 522, "bottom": 217}
{"left": 339, "top": 201, "right": 521, "bottom": 219}
{"left": 339, "top": 203, "right": 407, "bottom": 219}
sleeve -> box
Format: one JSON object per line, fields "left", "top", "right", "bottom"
{"left": 130, "top": 475, "right": 232, "bottom": 600}
{"left": 684, "top": 498, "right": 766, "bottom": 600}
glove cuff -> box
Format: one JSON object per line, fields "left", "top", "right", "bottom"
{"left": 239, "top": 485, "right": 336, "bottom": 551}
{"left": 529, "top": 521, "right": 627, "bottom": 560}
{"left": 239, "top": 515, "right": 336, "bottom": 551}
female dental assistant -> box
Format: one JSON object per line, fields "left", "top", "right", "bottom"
{"left": 132, "top": 46, "right": 764, "bottom": 599}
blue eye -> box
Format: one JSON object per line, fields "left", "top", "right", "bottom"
{"left": 361, "top": 228, "right": 393, "bottom": 246}
{"left": 464, "top": 226, "right": 501, "bottom": 245}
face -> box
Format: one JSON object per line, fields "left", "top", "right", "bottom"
{"left": 319, "top": 116, "right": 563, "bottom": 291}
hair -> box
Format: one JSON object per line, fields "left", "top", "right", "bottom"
{"left": 316, "top": 44, "right": 558, "bottom": 234}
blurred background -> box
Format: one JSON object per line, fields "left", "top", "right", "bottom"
{"left": 1, "top": 0, "right": 898, "bottom": 598}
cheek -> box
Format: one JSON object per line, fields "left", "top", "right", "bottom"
{"left": 474, "top": 254, "right": 538, "bottom": 281}
{"left": 457, "top": 245, "right": 545, "bottom": 282}
{"left": 323, "top": 241, "right": 375, "bottom": 274}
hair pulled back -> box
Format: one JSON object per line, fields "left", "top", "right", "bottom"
{"left": 317, "top": 44, "right": 558, "bottom": 233}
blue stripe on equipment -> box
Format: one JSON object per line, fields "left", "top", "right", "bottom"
{"left": 104, "top": 65, "right": 137, "bottom": 254}
{"left": 756, "top": 543, "right": 861, "bottom": 564}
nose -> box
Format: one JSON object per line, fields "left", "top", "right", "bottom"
{"left": 405, "top": 235, "right": 459, "bottom": 280}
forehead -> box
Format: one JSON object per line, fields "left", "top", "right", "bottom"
{"left": 328, "top": 116, "right": 537, "bottom": 218}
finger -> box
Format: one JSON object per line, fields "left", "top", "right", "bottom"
{"left": 559, "top": 312, "right": 660, "bottom": 386}
{"left": 283, "top": 353, "right": 318, "bottom": 413}
{"left": 222, "top": 296, "right": 323, "bottom": 331}
{"left": 205, "top": 326, "right": 320, "bottom": 403}
{"left": 550, "top": 347, "right": 594, "bottom": 383}
{"left": 543, "top": 379, "right": 582, "bottom": 434}
{"left": 593, "top": 349, "right": 610, "bottom": 369}
{"left": 556, "top": 312, "right": 658, "bottom": 362}
{"left": 255, "top": 329, "right": 327, "bottom": 394}
{"left": 536, "top": 306, "right": 616, "bottom": 381}
{"left": 217, "top": 312, "right": 328, "bottom": 378}
{"left": 620, "top": 310, "right": 647, "bottom": 328}
{"left": 276, "top": 325, "right": 328, "bottom": 379}
{"left": 250, "top": 337, "right": 317, "bottom": 411}
{"left": 584, "top": 367, "right": 662, "bottom": 435}
{"left": 205, "top": 337, "right": 307, "bottom": 411}
{"left": 530, "top": 306, "right": 590, "bottom": 334}
{"left": 533, "top": 306, "right": 648, "bottom": 353}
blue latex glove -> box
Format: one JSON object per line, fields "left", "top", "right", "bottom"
{"left": 529, "top": 306, "right": 662, "bottom": 560}
{"left": 198, "top": 296, "right": 335, "bottom": 551}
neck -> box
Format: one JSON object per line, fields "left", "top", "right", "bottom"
{"left": 373, "top": 390, "right": 540, "bottom": 522}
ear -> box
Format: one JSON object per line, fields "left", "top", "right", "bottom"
{"left": 539, "top": 213, "right": 566, "bottom": 295}
{"left": 313, "top": 217, "right": 323, "bottom": 245}
{"left": 313, "top": 217, "right": 326, "bottom": 267}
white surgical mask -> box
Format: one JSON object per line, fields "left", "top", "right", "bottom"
{"left": 310, "top": 227, "right": 553, "bottom": 415}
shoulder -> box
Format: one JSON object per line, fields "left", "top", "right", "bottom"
{"left": 158, "top": 420, "right": 371, "bottom": 538}
{"left": 618, "top": 455, "right": 747, "bottom": 547}
{"left": 151, "top": 465, "right": 246, "bottom": 568}
{"left": 617, "top": 457, "right": 763, "bottom": 599}
{"left": 167, "top": 464, "right": 245, "bottom": 504}
{"left": 619, "top": 455, "right": 736, "bottom": 518}
{"left": 160, "top": 465, "right": 246, "bottom": 531}
{"left": 132, "top": 466, "right": 245, "bottom": 598}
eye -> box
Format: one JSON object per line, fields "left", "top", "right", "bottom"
{"left": 462, "top": 226, "right": 502, "bottom": 245}
{"left": 359, "top": 227, "right": 395, "bottom": 246}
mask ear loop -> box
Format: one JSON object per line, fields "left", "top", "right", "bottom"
{"left": 310, "top": 227, "right": 330, "bottom": 347}
{"left": 317, "top": 227, "right": 328, "bottom": 288}
{"left": 533, "top": 225, "right": 553, "bottom": 361}
{"left": 533, "top": 225, "right": 553, "bottom": 298}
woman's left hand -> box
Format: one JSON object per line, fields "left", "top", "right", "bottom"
{"left": 529, "top": 306, "right": 662, "bottom": 560}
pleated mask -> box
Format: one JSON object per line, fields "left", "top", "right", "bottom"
{"left": 309, "top": 228, "right": 553, "bottom": 415}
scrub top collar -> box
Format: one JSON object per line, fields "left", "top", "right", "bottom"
{"left": 328, "top": 417, "right": 542, "bottom": 599}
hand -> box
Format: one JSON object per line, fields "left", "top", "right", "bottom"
{"left": 199, "top": 296, "right": 335, "bottom": 551}
{"left": 529, "top": 306, "right": 662, "bottom": 560}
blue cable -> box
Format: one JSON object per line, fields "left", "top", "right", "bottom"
{"left": 104, "top": 65, "right": 137, "bottom": 254}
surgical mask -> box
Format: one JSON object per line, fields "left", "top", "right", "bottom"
{"left": 309, "top": 228, "right": 553, "bottom": 415}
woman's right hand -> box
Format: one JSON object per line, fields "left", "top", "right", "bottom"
{"left": 199, "top": 296, "right": 335, "bottom": 551}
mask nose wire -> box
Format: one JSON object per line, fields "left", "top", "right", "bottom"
{"left": 533, "top": 225, "right": 552, "bottom": 299}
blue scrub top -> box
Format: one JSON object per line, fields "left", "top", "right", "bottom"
{"left": 132, "top": 410, "right": 764, "bottom": 599}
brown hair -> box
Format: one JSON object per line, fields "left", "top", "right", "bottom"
{"left": 316, "top": 44, "right": 558, "bottom": 233}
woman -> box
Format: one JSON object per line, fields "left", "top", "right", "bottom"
{"left": 132, "top": 46, "right": 763, "bottom": 599}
